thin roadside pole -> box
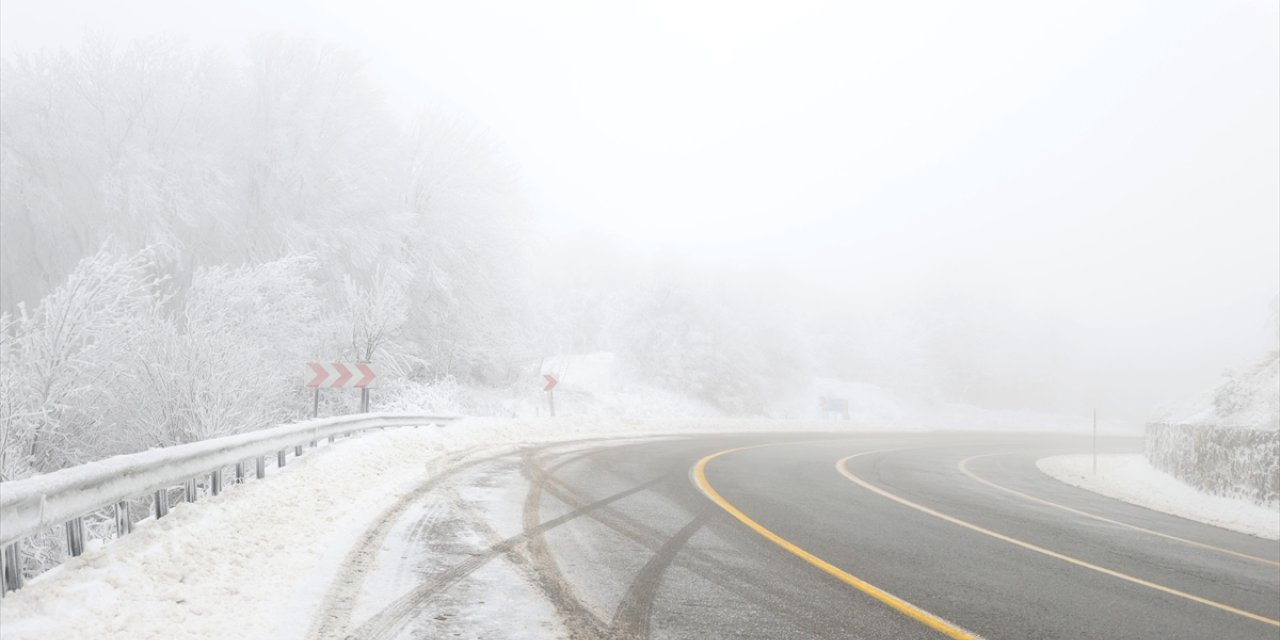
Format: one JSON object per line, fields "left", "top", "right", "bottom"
{"left": 1092, "top": 408, "right": 1097, "bottom": 475}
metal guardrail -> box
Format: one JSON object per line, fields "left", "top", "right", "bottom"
{"left": 0, "top": 412, "right": 459, "bottom": 593}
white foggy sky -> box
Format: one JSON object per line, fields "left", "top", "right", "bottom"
{"left": 2, "top": 0, "right": 1278, "bottom": 417}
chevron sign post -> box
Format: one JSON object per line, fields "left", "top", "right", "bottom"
{"left": 543, "top": 373, "right": 558, "bottom": 417}
{"left": 304, "top": 362, "right": 379, "bottom": 417}
{"left": 305, "top": 362, "right": 377, "bottom": 389}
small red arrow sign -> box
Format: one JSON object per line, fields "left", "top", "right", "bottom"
{"left": 543, "top": 373, "right": 558, "bottom": 391}
{"left": 354, "top": 363, "right": 377, "bottom": 388}
{"left": 306, "top": 362, "right": 329, "bottom": 387}
{"left": 331, "top": 362, "right": 353, "bottom": 388}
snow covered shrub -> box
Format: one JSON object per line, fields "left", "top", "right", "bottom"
{"left": 126, "top": 255, "right": 328, "bottom": 445}
{"left": 0, "top": 247, "right": 170, "bottom": 576}
{"left": 382, "top": 376, "right": 468, "bottom": 414}
{"left": 381, "top": 376, "right": 517, "bottom": 417}
{"left": 1210, "top": 352, "right": 1280, "bottom": 429}
{"left": 0, "top": 249, "right": 336, "bottom": 479}
{"left": 0, "top": 245, "right": 167, "bottom": 479}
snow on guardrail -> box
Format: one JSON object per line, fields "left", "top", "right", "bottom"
{"left": 0, "top": 412, "right": 459, "bottom": 591}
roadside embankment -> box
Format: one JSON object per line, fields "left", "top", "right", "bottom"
{"left": 1145, "top": 423, "right": 1279, "bottom": 509}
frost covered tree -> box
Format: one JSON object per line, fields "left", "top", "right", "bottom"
{"left": 0, "top": 37, "right": 238, "bottom": 308}
{"left": 0, "top": 32, "right": 538, "bottom": 478}
{"left": 131, "top": 255, "right": 327, "bottom": 444}
{"left": 0, "top": 245, "right": 165, "bottom": 479}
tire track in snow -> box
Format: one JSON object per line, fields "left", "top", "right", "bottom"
{"left": 308, "top": 446, "right": 509, "bottom": 640}
{"left": 605, "top": 510, "right": 711, "bottom": 639}
{"left": 420, "top": 446, "right": 620, "bottom": 639}
{"left": 345, "top": 455, "right": 666, "bottom": 640}
{"left": 518, "top": 448, "right": 620, "bottom": 639}
{"left": 311, "top": 437, "right": 653, "bottom": 640}
{"left": 525, "top": 443, "right": 838, "bottom": 639}
{"left": 323, "top": 437, "right": 835, "bottom": 640}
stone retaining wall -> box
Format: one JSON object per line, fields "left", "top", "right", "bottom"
{"left": 1145, "top": 423, "right": 1279, "bottom": 508}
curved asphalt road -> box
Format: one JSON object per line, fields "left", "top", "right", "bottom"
{"left": 331, "top": 432, "right": 1280, "bottom": 640}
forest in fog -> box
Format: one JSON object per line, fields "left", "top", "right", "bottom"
{"left": 0, "top": 36, "right": 823, "bottom": 482}
{"left": 0, "top": 36, "right": 527, "bottom": 479}
{"left": 2, "top": 33, "right": 1276, "bottom": 487}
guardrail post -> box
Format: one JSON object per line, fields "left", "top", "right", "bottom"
{"left": 235, "top": 462, "right": 245, "bottom": 484}
{"left": 3, "top": 544, "right": 23, "bottom": 593}
{"left": 328, "top": 434, "right": 335, "bottom": 443}
{"left": 184, "top": 478, "right": 198, "bottom": 503}
{"left": 257, "top": 456, "right": 266, "bottom": 479}
{"left": 64, "top": 517, "right": 85, "bottom": 558}
{"left": 310, "top": 439, "right": 317, "bottom": 448}
{"left": 115, "top": 501, "right": 132, "bottom": 537}
{"left": 294, "top": 444, "right": 303, "bottom": 457}
{"left": 154, "top": 488, "right": 169, "bottom": 519}
{"left": 211, "top": 469, "right": 223, "bottom": 496}
{"left": 278, "top": 449, "right": 287, "bottom": 468}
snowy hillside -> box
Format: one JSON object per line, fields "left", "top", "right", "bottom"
{"left": 1174, "top": 352, "right": 1280, "bottom": 430}
{"left": 383, "top": 352, "right": 1128, "bottom": 434}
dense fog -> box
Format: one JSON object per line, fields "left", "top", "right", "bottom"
{"left": 1, "top": 1, "right": 1277, "bottom": 485}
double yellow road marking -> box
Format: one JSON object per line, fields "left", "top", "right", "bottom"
{"left": 695, "top": 442, "right": 1278, "bottom": 639}
{"left": 693, "top": 445, "right": 982, "bottom": 640}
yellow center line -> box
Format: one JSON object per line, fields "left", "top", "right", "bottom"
{"left": 836, "top": 451, "right": 1280, "bottom": 628}
{"left": 957, "top": 453, "right": 1280, "bottom": 568}
{"left": 693, "top": 444, "right": 982, "bottom": 640}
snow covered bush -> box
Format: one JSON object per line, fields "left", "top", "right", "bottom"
{"left": 0, "top": 246, "right": 173, "bottom": 574}
{"left": 0, "top": 245, "right": 167, "bottom": 480}
{"left": 1209, "top": 352, "right": 1280, "bottom": 429}
{"left": 131, "top": 255, "right": 330, "bottom": 445}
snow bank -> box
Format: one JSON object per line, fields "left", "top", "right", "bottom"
{"left": 0, "top": 413, "right": 457, "bottom": 548}
{"left": 0, "top": 428, "right": 457, "bottom": 640}
{"left": 1037, "top": 454, "right": 1280, "bottom": 540}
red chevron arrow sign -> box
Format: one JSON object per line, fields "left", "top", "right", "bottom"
{"left": 305, "top": 362, "right": 378, "bottom": 388}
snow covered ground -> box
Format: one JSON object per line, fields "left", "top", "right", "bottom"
{"left": 0, "top": 419, "right": 823, "bottom": 640}
{"left": 1037, "top": 454, "right": 1280, "bottom": 540}
{"left": 385, "top": 352, "right": 1137, "bottom": 435}
{"left": 0, "top": 428, "right": 461, "bottom": 640}
{"left": 0, "top": 410, "right": 1104, "bottom": 640}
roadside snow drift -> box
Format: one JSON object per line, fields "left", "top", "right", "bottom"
{"left": 1037, "top": 453, "right": 1280, "bottom": 540}
{"left": 0, "top": 428, "right": 453, "bottom": 640}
